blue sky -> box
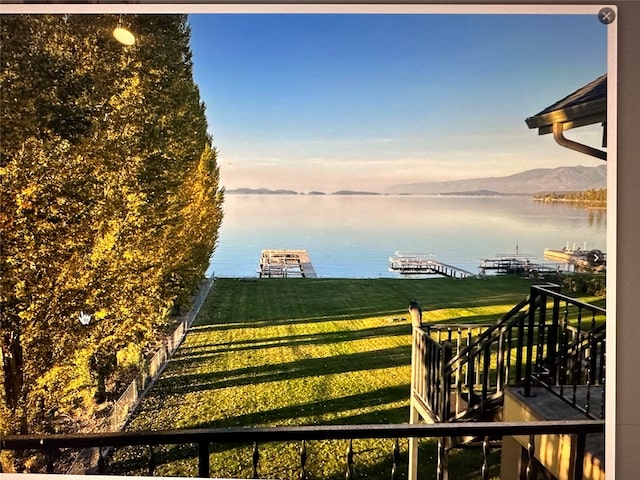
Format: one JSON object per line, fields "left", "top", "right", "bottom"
{"left": 188, "top": 13, "right": 608, "bottom": 192}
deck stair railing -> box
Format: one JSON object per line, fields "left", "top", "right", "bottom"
{"left": 412, "top": 295, "right": 533, "bottom": 423}
{"left": 412, "top": 284, "right": 606, "bottom": 426}
{"left": 524, "top": 287, "right": 606, "bottom": 419}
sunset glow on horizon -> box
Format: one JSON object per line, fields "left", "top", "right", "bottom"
{"left": 188, "top": 12, "right": 607, "bottom": 191}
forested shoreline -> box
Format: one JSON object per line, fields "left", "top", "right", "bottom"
{"left": 1, "top": 13, "right": 224, "bottom": 452}
{"left": 533, "top": 188, "right": 607, "bottom": 207}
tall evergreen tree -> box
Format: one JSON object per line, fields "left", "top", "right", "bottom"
{"left": 1, "top": 14, "right": 223, "bottom": 438}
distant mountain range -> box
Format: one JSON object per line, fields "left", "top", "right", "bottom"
{"left": 226, "top": 165, "right": 607, "bottom": 196}
{"left": 226, "top": 188, "right": 380, "bottom": 196}
{"left": 226, "top": 188, "right": 300, "bottom": 195}
{"left": 386, "top": 165, "right": 607, "bottom": 195}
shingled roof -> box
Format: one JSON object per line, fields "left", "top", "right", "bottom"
{"left": 525, "top": 74, "right": 607, "bottom": 135}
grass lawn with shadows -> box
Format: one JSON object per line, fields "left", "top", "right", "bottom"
{"left": 110, "top": 276, "right": 539, "bottom": 479}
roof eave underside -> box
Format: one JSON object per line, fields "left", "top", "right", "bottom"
{"left": 525, "top": 98, "right": 607, "bottom": 135}
{"left": 525, "top": 74, "right": 607, "bottom": 135}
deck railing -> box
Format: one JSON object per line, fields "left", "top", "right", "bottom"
{"left": 3, "top": 285, "right": 605, "bottom": 478}
{"left": 525, "top": 286, "right": 606, "bottom": 418}
{"left": 0, "top": 420, "right": 604, "bottom": 479}
{"left": 412, "top": 284, "right": 606, "bottom": 423}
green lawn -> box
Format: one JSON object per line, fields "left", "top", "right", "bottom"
{"left": 109, "top": 276, "right": 541, "bottom": 478}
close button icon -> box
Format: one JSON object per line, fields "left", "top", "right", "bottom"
{"left": 598, "top": 8, "right": 615, "bottom": 25}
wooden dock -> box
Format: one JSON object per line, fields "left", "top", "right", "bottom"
{"left": 479, "top": 256, "right": 565, "bottom": 276}
{"left": 389, "top": 253, "right": 475, "bottom": 279}
{"left": 480, "top": 256, "right": 532, "bottom": 274}
{"left": 258, "top": 250, "right": 318, "bottom": 278}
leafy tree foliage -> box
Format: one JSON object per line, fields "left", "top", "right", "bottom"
{"left": 1, "top": 14, "right": 224, "bottom": 439}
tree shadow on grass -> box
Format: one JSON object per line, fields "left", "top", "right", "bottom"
{"left": 152, "top": 344, "right": 411, "bottom": 396}
{"left": 190, "top": 385, "right": 411, "bottom": 429}
{"left": 191, "top": 308, "right": 408, "bottom": 331}
{"left": 172, "top": 322, "right": 411, "bottom": 368}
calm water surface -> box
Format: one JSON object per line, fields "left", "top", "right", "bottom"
{"left": 207, "top": 195, "right": 606, "bottom": 278}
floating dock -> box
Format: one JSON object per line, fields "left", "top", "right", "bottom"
{"left": 479, "top": 256, "right": 565, "bottom": 276}
{"left": 389, "top": 253, "right": 475, "bottom": 279}
{"left": 544, "top": 243, "right": 606, "bottom": 272}
{"left": 258, "top": 250, "right": 317, "bottom": 278}
{"left": 480, "top": 256, "right": 533, "bottom": 274}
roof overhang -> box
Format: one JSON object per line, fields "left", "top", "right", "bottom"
{"left": 525, "top": 74, "right": 607, "bottom": 160}
{"left": 525, "top": 97, "right": 606, "bottom": 135}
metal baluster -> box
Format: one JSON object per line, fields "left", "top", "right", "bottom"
{"left": 496, "top": 326, "right": 505, "bottom": 393}
{"left": 573, "top": 307, "right": 583, "bottom": 405}
{"left": 437, "top": 344, "right": 443, "bottom": 415}
{"left": 524, "top": 289, "right": 538, "bottom": 397}
{"left": 434, "top": 346, "right": 441, "bottom": 419}
{"left": 481, "top": 436, "right": 489, "bottom": 480}
{"left": 548, "top": 295, "right": 561, "bottom": 384}
{"left": 585, "top": 331, "right": 593, "bottom": 416}
{"left": 391, "top": 437, "right": 400, "bottom": 480}
{"left": 526, "top": 435, "right": 536, "bottom": 480}
{"left": 590, "top": 311, "right": 598, "bottom": 384}
{"left": 436, "top": 439, "right": 443, "bottom": 480}
{"left": 299, "top": 440, "right": 308, "bottom": 480}
{"left": 481, "top": 344, "right": 490, "bottom": 413}
{"left": 252, "top": 442, "right": 260, "bottom": 479}
{"left": 436, "top": 438, "right": 447, "bottom": 480}
{"left": 442, "top": 342, "right": 452, "bottom": 424}
{"left": 345, "top": 439, "right": 354, "bottom": 480}
{"left": 198, "top": 441, "right": 210, "bottom": 478}
{"left": 97, "top": 447, "right": 107, "bottom": 473}
{"left": 589, "top": 339, "right": 599, "bottom": 389}
{"left": 475, "top": 345, "right": 482, "bottom": 388}
{"left": 535, "top": 296, "right": 546, "bottom": 377}
{"left": 45, "top": 448, "right": 54, "bottom": 474}
{"left": 515, "top": 315, "right": 524, "bottom": 382}
{"left": 506, "top": 323, "right": 513, "bottom": 384}
{"left": 455, "top": 328, "right": 463, "bottom": 415}
{"left": 467, "top": 350, "right": 476, "bottom": 407}
{"left": 148, "top": 445, "right": 156, "bottom": 476}
{"left": 466, "top": 329, "right": 472, "bottom": 401}
{"left": 559, "top": 303, "right": 569, "bottom": 398}
{"left": 574, "top": 432, "right": 586, "bottom": 480}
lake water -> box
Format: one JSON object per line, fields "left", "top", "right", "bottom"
{"left": 206, "top": 194, "right": 606, "bottom": 278}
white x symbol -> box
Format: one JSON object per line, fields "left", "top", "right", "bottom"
{"left": 599, "top": 8, "right": 615, "bottom": 25}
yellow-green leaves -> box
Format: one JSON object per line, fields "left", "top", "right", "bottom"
{"left": 1, "top": 14, "right": 223, "bottom": 439}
